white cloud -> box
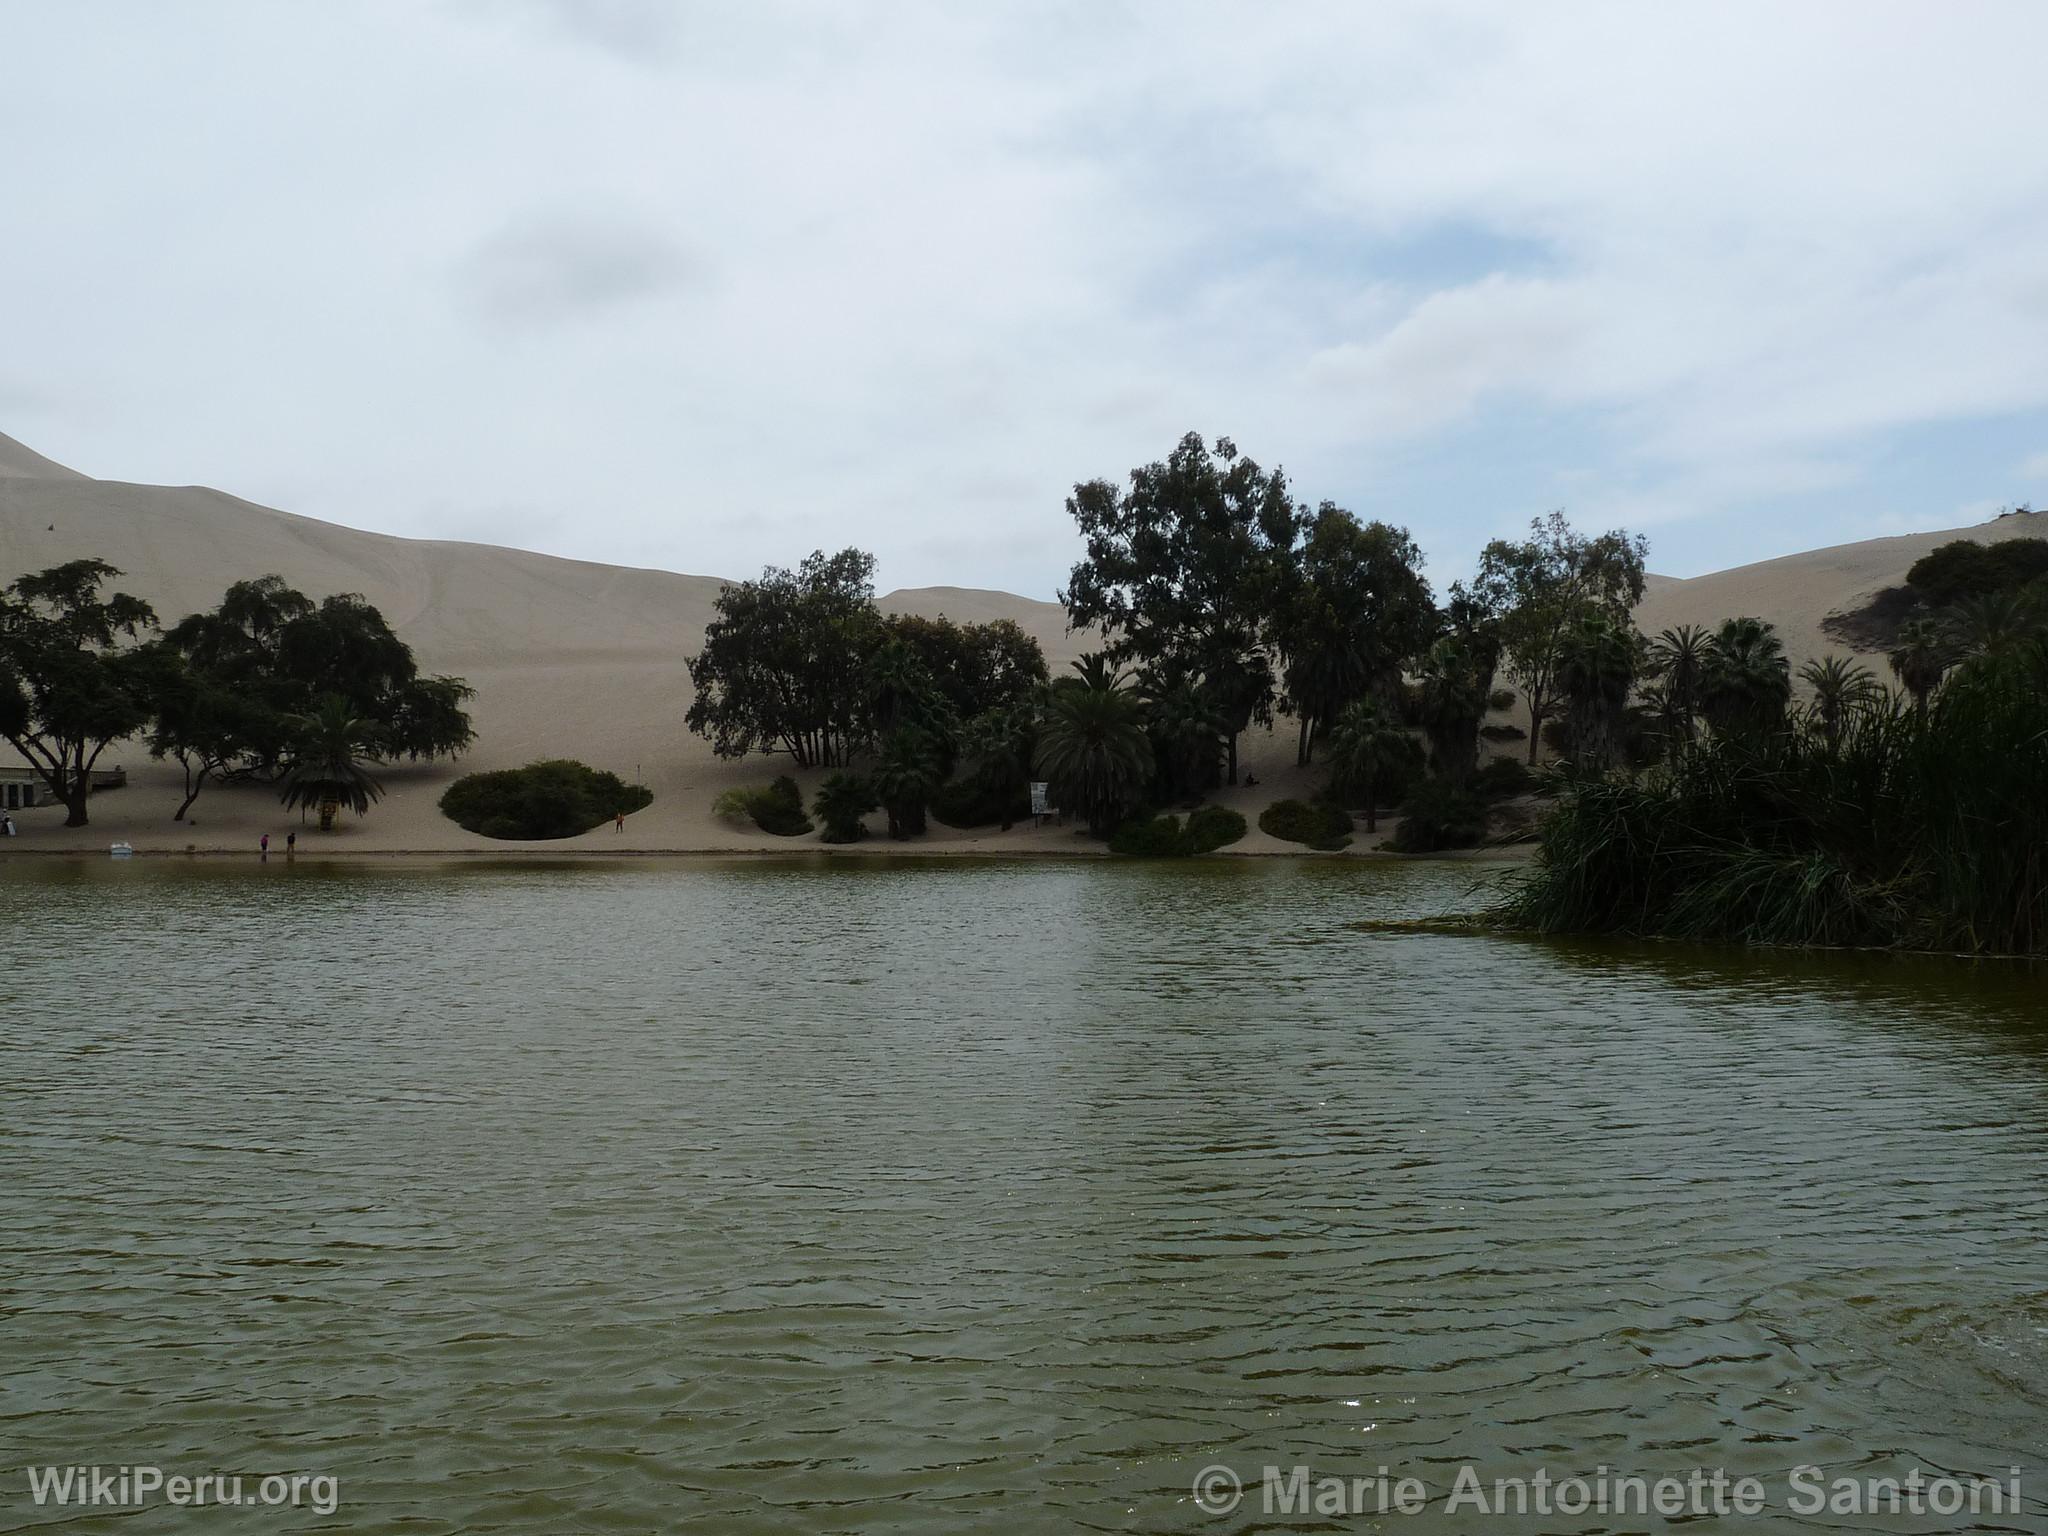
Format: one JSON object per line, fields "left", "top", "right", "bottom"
{"left": 0, "top": 1, "right": 2045, "bottom": 590}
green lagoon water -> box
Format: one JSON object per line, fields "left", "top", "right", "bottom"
{"left": 3, "top": 857, "right": 2046, "bottom": 1532}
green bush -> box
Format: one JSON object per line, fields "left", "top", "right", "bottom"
{"left": 1473, "top": 756, "right": 1538, "bottom": 800}
{"left": 1389, "top": 777, "right": 1489, "bottom": 852}
{"left": 1108, "top": 814, "right": 1190, "bottom": 856}
{"left": 1108, "top": 804, "right": 1246, "bottom": 856}
{"left": 929, "top": 776, "right": 1030, "bottom": 829}
{"left": 713, "top": 775, "right": 813, "bottom": 837}
{"left": 1184, "top": 804, "right": 1247, "bottom": 852}
{"left": 1259, "top": 798, "right": 1352, "bottom": 851}
{"left": 1906, "top": 537, "right": 2048, "bottom": 607}
{"left": 440, "top": 759, "right": 651, "bottom": 841}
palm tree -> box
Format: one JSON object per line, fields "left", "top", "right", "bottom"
{"left": 1798, "top": 654, "right": 1880, "bottom": 753}
{"left": 1416, "top": 636, "right": 1488, "bottom": 784}
{"left": 278, "top": 695, "right": 384, "bottom": 830}
{"left": 873, "top": 726, "right": 944, "bottom": 839}
{"left": 1141, "top": 673, "right": 1227, "bottom": 801}
{"left": 1700, "top": 617, "right": 1791, "bottom": 741}
{"left": 1889, "top": 618, "right": 1948, "bottom": 714}
{"left": 1556, "top": 611, "right": 1640, "bottom": 769}
{"left": 812, "top": 772, "right": 879, "bottom": 844}
{"left": 1645, "top": 624, "right": 1709, "bottom": 748}
{"left": 1034, "top": 676, "right": 1152, "bottom": 836}
{"left": 1945, "top": 589, "right": 2041, "bottom": 661}
{"left": 1326, "top": 698, "right": 1411, "bottom": 831}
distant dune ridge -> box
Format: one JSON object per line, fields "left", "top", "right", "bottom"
{"left": 0, "top": 428, "right": 2038, "bottom": 851}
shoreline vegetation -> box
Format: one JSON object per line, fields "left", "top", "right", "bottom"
{"left": 4, "top": 424, "right": 2043, "bottom": 956}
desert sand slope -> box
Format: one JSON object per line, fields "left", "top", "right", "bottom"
{"left": 0, "top": 430, "right": 87, "bottom": 482}
{"left": 1635, "top": 511, "right": 2046, "bottom": 662}
{"left": 0, "top": 428, "right": 2035, "bottom": 854}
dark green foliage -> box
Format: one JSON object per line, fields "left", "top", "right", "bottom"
{"left": 1060, "top": 432, "right": 1296, "bottom": 782}
{"left": 874, "top": 727, "right": 944, "bottom": 838}
{"left": 1388, "top": 778, "right": 1489, "bottom": 853}
{"left": 686, "top": 549, "right": 877, "bottom": 767}
{"left": 1183, "top": 804, "right": 1247, "bottom": 852}
{"left": 1108, "top": 814, "right": 1192, "bottom": 857}
{"left": 1107, "top": 804, "right": 1248, "bottom": 857}
{"left": 1905, "top": 537, "right": 2048, "bottom": 608}
{"left": 812, "top": 773, "right": 879, "bottom": 843}
{"left": 714, "top": 775, "right": 813, "bottom": 836}
{"left": 876, "top": 613, "right": 1047, "bottom": 723}
{"left": 929, "top": 776, "right": 1029, "bottom": 830}
{"left": 1035, "top": 666, "right": 1153, "bottom": 836}
{"left": 1473, "top": 511, "right": 1648, "bottom": 763}
{"left": 279, "top": 695, "right": 386, "bottom": 824}
{"left": 441, "top": 759, "right": 652, "bottom": 840}
{"left": 1258, "top": 798, "right": 1353, "bottom": 851}
{"left": 1270, "top": 504, "right": 1433, "bottom": 765}
{"left": 0, "top": 560, "right": 159, "bottom": 826}
{"left": 1480, "top": 722, "right": 1526, "bottom": 742}
{"left": 1502, "top": 650, "right": 2048, "bottom": 954}
{"left": 1473, "top": 756, "right": 1538, "bottom": 799}
{"left": 163, "top": 577, "right": 475, "bottom": 772}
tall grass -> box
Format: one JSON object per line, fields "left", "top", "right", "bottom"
{"left": 1502, "top": 650, "right": 2048, "bottom": 954}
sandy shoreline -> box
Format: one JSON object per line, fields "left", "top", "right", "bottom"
{"left": 0, "top": 839, "right": 1536, "bottom": 864}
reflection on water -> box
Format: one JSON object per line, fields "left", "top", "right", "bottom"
{"left": 3, "top": 857, "right": 2046, "bottom": 1532}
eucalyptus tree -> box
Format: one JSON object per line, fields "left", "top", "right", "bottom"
{"left": 0, "top": 560, "right": 158, "bottom": 827}
{"left": 1473, "top": 511, "right": 1648, "bottom": 762}
{"left": 1270, "top": 504, "right": 1433, "bottom": 765}
{"left": 1060, "top": 432, "right": 1297, "bottom": 784}
{"left": 686, "top": 548, "right": 878, "bottom": 767}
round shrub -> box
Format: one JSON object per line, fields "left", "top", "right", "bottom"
{"left": 1183, "top": 804, "right": 1247, "bottom": 852}
{"left": 1108, "top": 814, "right": 1189, "bottom": 857}
{"left": 714, "top": 774, "right": 813, "bottom": 836}
{"left": 1259, "top": 798, "right": 1352, "bottom": 851}
{"left": 1389, "top": 778, "right": 1488, "bottom": 852}
{"left": 440, "top": 760, "right": 652, "bottom": 841}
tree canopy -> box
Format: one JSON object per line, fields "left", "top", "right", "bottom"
{"left": 0, "top": 560, "right": 158, "bottom": 826}
{"left": 1473, "top": 511, "right": 1648, "bottom": 763}
{"left": 1059, "top": 432, "right": 1296, "bottom": 782}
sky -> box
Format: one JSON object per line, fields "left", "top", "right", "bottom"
{"left": 4, "top": 1, "right": 2047, "bottom": 599}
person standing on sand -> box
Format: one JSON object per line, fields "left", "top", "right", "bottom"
{"left": 615, "top": 809, "right": 625, "bottom": 833}
{"left": 2, "top": 812, "right": 14, "bottom": 837}
{"left": 260, "top": 832, "right": 269, "bottom": 859}
{"left": 286, "top": 831, "right": 296, "bottom": 856}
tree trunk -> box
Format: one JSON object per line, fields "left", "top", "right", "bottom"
{"left": 1296, "top": 715, "right": 1310, "bottom": 767}
{"left": 1364, "top": 772, "right": 1377, "bottom": 832}
{"left": 1525, "top": 692, "right": 1544, "bottom": 763}
{"left": 174, "top": 763, "right": 208, "bottom": 822}
{"left": 63, "top": 790, "right": 90, "bottom": 828}
{"left": 1226, "top": 732, "right": 1239, "bottom": 786}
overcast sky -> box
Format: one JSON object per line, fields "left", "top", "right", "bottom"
{"left": 5, "top": 2, "right": 2047, "bottom": 597}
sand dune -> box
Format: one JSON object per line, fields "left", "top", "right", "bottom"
{"left": 0, "top": 428, "right": 2036, "bottom": 853}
